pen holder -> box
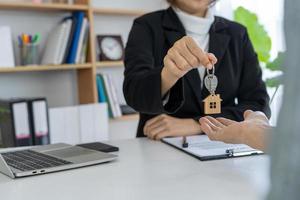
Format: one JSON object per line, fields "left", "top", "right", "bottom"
{"left": 19, "top": 44, "right": 39, "bottom": 66}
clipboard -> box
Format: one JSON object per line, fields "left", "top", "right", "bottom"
{"left": 162, "top": 135, "right": 263, "bottom": 161}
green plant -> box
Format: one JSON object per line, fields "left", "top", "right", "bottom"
{"left": 234, "top": 6, "right": 284, "bottom": 102}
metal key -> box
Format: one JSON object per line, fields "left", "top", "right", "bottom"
{"left": 204, "top": 66, "right": 218, "bottom": 94}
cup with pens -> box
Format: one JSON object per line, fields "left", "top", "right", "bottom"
{"left": 18, "top": 33, "right": 40, "bottom": 66}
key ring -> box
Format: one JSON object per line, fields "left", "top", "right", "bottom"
{"left": 206, "top": 65, "right": 215, "bottom": 75}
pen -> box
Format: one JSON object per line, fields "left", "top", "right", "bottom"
{"left": 182, "top": 136, "right": 189, "bottom": 148}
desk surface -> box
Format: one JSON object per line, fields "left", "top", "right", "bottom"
{"left": 0, "top": 138, "right": 269, "bottom": 200}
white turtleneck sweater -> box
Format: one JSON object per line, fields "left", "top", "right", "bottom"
{"left": 173, "top": 7, "right": 215, "bottom": 88}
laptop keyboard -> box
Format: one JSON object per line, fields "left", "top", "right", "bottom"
{"left": 1, "top": 150, "right": 73, "bottom": 172}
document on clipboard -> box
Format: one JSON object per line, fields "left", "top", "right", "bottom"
{"left": 162, "top": 135, "right": 263, "bottom": 161}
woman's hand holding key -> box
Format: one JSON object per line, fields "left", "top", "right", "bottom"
{"left": 161, "top": 36, "right": 217, "bottom": 96}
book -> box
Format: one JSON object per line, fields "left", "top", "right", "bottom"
{"left": 79, "top": 22, "right": 89, "bottom": 63}
{"left": 0, "top": 26, "right": 15, "bottom": 67}
{"left": 75, "top": 17, "right": 88, "bottom": 63}
{"left": 96, "top": 75, "right": 107, "bottom": 103}
{"left": 66, "top": 11, "right": 85, "bottom": 64}
{"left": 58, "top": 19, "right": 73, "bottom": 64}
{"left": 102, "top": 74, "right": 117, "bottom": 118}
{"left": 63, "top": 16, "right": 77, "bottom": 63}
{"left": 41, "top": 21, "right": 69, "bottom": 65}
{"left": 107, "top": 74, "right": 122, "bottom": 117}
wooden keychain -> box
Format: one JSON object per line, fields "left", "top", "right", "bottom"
{"left": 203, "top": 65, "right": 222, "bottom": 114}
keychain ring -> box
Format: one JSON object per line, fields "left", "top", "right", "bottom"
{"left": 206, "top": 65, "right": 215, "bottom": 75}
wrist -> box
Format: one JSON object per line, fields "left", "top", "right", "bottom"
{"left": 184, "top": 119, "right": 202, "bottom": 135}
{"left": 161, "top": 67, "right": 179, "bottom": 96}
{"left": 162, "top": 66, "right": 180, "bottom": 83}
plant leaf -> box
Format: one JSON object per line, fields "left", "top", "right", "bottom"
{"left": 266, "top": 52, "right": 285, "bottom": 71}
{"left": 266, "top": 74, "right": 283, "bottom": 88}
{"left": 234, "top": 7, "right": 272, "bottom": 63}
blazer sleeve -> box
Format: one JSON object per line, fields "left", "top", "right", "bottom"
{"left": 219, "top": 31, "right": 271, "bottom": 121}
{"left": 123, "top": 19, "right": 184, "bottom": 115}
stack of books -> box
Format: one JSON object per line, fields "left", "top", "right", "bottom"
{"left": 41, "top": 11, "right": 89, "bottom": 65}
{"left": 96, "top": 74, "right": 137, "bottom": 119}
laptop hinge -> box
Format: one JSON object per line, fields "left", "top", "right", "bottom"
{"left": 0, "top": 154, "right": 15, "bottom": 178}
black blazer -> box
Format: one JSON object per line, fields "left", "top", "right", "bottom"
{"left": 124, "top": 7, "right": 271, "bottom": 137}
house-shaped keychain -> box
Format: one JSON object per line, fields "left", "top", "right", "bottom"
{"left": 203, "top": 94, "right": 222, "bottom": 114}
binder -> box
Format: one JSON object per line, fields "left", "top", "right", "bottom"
{"left": 28, "top": 98, "right": 50, "bottom": 146}
{"left": 66, "top": 11, "right": 85, "bottom": 64}
{"left": 162, "top": 135, "right": 263, "bottom": 161}
{"left": 0, "top": 99, "right": 32, "bottom": 147}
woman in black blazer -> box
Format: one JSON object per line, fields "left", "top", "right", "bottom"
{"left": 123, "top": 0, "right": 271, "bottom": 139}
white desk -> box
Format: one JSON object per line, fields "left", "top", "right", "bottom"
{"left": 0, "top": 138, "right": 270, "bottom": 200}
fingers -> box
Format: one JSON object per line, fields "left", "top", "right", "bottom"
{"left": 199, "top": 117, "right": 219, "bottom": 141}
{"left": 164, "top": 57, "right": 184, "bottom": 79}
{"left": 243, "top": 110, "right": 254, "bottom": 119}
{"left": 144, "top": 115, "right": 164, "bottom": 135}
{"left": 207, "top": 53, "right": 217, "bottom": 65}
{"left": 168, "top": 49, "right": 192, "bottom": 71}
{"left": 179, "top": 45, "right": 201, "bottom": 68}
{"left": 216, "top": 117, "right": 236, "bottom": 126}
{"left": 243, "top": 110, "right": 269, "bottom": 124}
{"left": 205, "top": 116, "right": 226, "bottom": 128}
{"left": 199, "top": 117, "right": 221, "bottom": 132}
{"left": 185, "top": 37, "right": 213, "bottom": 69}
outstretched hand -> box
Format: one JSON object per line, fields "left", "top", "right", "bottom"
{"left": 199, "top": 110, "right": 271, "bottom": 151}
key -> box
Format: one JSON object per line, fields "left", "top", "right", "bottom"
{"left": 204, "top": 74, "right": 218, "bottom": 94}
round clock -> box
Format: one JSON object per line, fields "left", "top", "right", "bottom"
{"left": 98, "top": 36, "right": 124, "bottom": 61}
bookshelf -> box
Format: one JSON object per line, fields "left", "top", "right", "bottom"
{"left": 96, "top": 61, "right": 124, "bottom": 68}
{"left": 0, "top": 0, "right": 144, "bottom": 120}
{"left": 0, "top": 2, "right": 89, "bottom": 11}
{"left": 0, "top": 63, "right": 91, "bottom": 73}
{"left": 93, "top": 8, "right": 145, "bottom": 16}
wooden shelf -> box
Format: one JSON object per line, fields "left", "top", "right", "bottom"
{"left": 0, "top": 2, "right": 89, "bottom": 12}
{"left": 110, "top": 114, "right": 139, "bottom": 122}
{"left": 93, "top": 8, "right": 145, "bottom": 16}
{"left": 0, "top": 63, "right": 92, "bottom": 73}
{"left": 96, "top": 61, "right": 124, "bottom": 68}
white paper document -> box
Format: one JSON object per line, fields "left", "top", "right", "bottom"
{"left": 162, "top": 135, "right": 262, "bottom": 160}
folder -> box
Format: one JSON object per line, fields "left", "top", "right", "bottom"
{"left": 162, "top": 135, "right": 263, "bottom": 161}
{"left": 49, "top": 106, "right": 80, "bottom": 145}
{"left": 28, "top": 98, "right": 50, "bottom": 146}
{"left": 0, "top": 99, "right": 32, "bottom": 147}
{"left": 66, "top": 11, "right": 85, "bottom": 64}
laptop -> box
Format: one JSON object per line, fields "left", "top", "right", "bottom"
{"left": 0, "top": 143, "right": 117, "bottom": 178}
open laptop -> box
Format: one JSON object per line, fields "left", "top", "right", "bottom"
{"left": 0, "top": 143, "right": 117, "bottom": 178}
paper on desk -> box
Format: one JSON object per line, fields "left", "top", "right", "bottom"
{"left": 162, "top": 135, "right": 258, "bottom": 157}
